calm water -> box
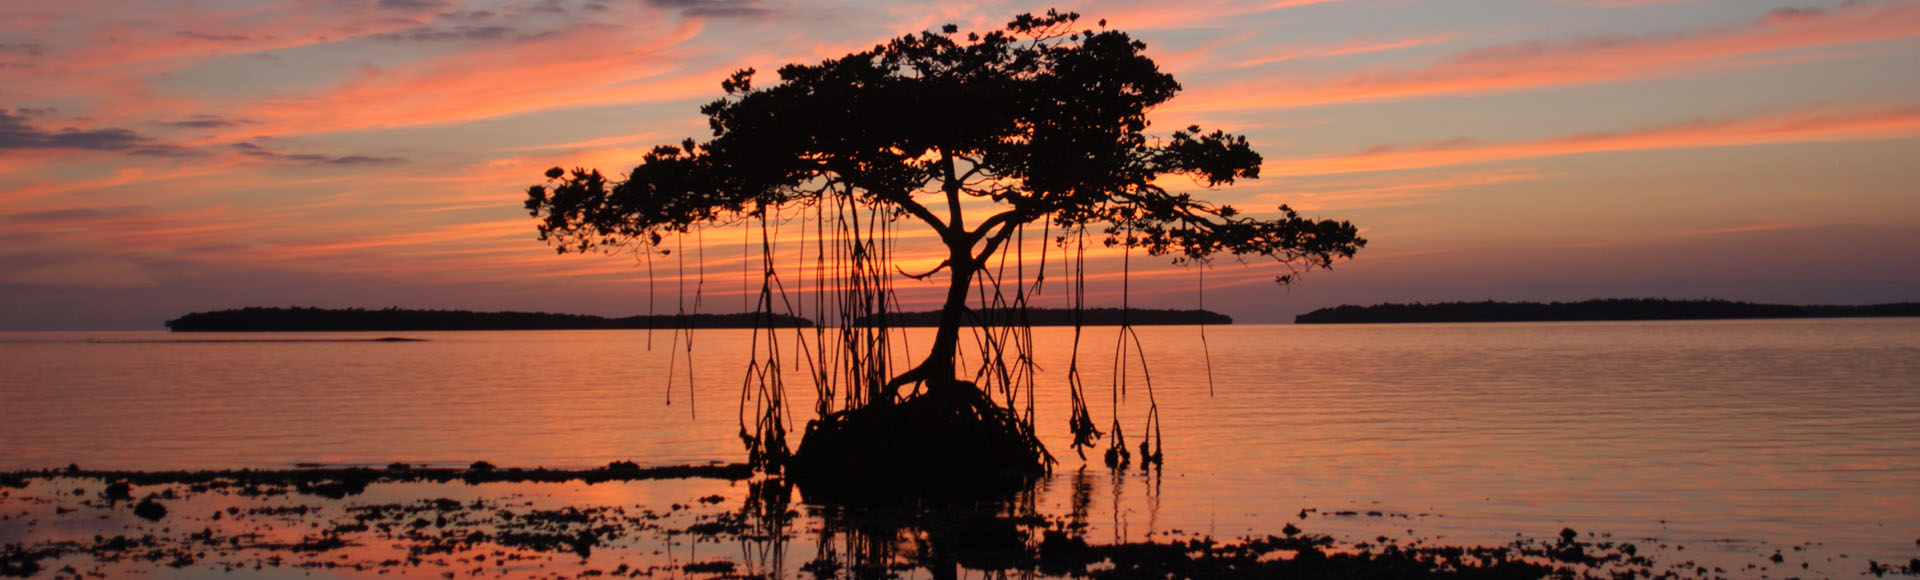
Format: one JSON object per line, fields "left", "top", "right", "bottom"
{"left": 3, "top": 319, "right": 1918, "bottom": 573}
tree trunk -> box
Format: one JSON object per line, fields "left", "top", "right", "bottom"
{"left": 918, "top": 248, "right": 975, "bottom": 398}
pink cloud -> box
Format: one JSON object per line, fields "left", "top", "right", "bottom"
{"left": 0, "top": 165, "right": 237, "bottom": 206}
{"left": 218, "top": 21, "right": 720, "bottom": 138}
{"left": 8, "top": 0, "right": 449, "bottom": 74}
{"left": 1094, "top": 0, "right": 1353, "bottom": 31}
{"left": 1231, "top": 34, "right": 1458, "bottom": 68}
{"left": 1173, "top": 0, "right": 1920, "bottom": 111}
{"left": 1554, "top": 0, "right": 1710, "bottom": 6}
{"left": 1264, "top": 107, "right": 1920, "bottom": 176}
{"left": 0, "top": 1, "right": 446, "bottom": 124}
{"left": 1251, "top": 167, "right": 1550, "bottom": 210}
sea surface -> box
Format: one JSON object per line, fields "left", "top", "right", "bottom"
{"left": 3, "top": 318, "right": 1918, "bottom": 576}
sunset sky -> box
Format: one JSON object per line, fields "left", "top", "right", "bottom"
{"left": 4, "top": 0, "right": 1918, "bottom": 329}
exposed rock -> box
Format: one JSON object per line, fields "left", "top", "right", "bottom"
{"left": 133, "top": 497, "right": 167, "bottom": 521}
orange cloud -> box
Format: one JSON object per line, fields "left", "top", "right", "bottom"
{"left": 258, "top": 219, "right": 529, "bottom": 259}
{"left": 2, "top": 171, "right": 546, "bottom": 289}
{"left": 1264, "top": 107, "right": 1920, "bottom": 176}
{"left": 1174, "top": 0, "right": 1920, "bottom": 111}
{"left": 1251, "top": 167, "right": 1550, "bottom": 210}
{"left": 1093, "top": 0, "right": 1352, "bottom": 32}
{"left": 4, "top": 2, "right": 745, "bottom": 140}
{"left": 0, "top": 164, "right": 240, "bottom": 206}
{"left": 1558, "top": 0, "right": 1710, "bottom": 6}
{"left": 0, "top": 259, "right": 161, "bottom": 289}
{"left": 221, "top": 22, "right": 721, "bottom": 138}
{"left": 1551, "top": 221, "right": 1831, "bottom": 249}
{"left": 0, "top": 201, "right": 277, "bottom": 266}
{"left": 48, "top": 0, "right": 443, "bottom": 74}
{"left": 1230, "top": 34, "right": 1458, "bottom": 68}
{"left": 0, "top": 1, "right": 445, "bottom": 125}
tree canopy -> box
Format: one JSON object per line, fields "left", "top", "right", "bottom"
{"left": 524, "top": 10, "right": 1365, "bottom": 480}
{"left": 527, "top": 10, "right": 1360, "bottom": 276}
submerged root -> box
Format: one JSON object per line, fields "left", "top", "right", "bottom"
{"left": 787, "top": 381, "right": 1049, "bottom": 503}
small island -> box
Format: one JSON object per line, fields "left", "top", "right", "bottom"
{"left": 1294, "top": 298, "right": 1920, "bottom": 324}
{"left": 852, "top": 307, "right": 1231, "bottom": 327}
{"left": 165, "top": 307, "right": 813, "bottom": 332}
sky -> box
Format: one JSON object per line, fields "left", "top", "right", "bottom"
{"left": 3, "top": 0, "right": 1918, "bottom": 329}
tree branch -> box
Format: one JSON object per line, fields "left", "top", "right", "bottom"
{"left": 956, "top": 154, "right": 986, "bottom": 184}
{"left": 885, "top": 188, "right": 950, "bottom": 239}
{"left": 973, "top": 217, "right": 1025, "bottom": 265}
{"left": 968, "top": 209, "right": 1026, "bottom": 247}
{"left": 896, "top": 259, "right": 951, "bottom": 280}
{"left": 942, "top": 149, "right": 965, "bottom": 233}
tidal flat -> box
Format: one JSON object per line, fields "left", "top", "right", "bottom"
{"left": 4, "top": 463, "right": 1895, "bottom": 580}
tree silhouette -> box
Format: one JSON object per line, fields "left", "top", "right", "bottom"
{"left": 525, "top": 10, "right": 1363, "bottom": 488}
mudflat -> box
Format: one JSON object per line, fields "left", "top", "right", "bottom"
{"left": 4, "top": 463, "right": 1867, "bottom": 579}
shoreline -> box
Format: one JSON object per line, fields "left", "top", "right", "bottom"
{"left": 6, "top": 463, "right": 1900, "bottom": 579}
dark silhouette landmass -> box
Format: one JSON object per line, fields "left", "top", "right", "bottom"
{"left": 852, "top": 307, "right": 1231, "bottom": 327}
{"left": 165, "top": 306, "right": 813, "bottom": 332}
{"left": 1295, "top": 298, "right": 1920, "bottom": 324}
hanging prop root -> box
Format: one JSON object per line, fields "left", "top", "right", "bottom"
{"left": 520, "top": 11, "right": 1368, "bottom": 498}
{"left": 787, "top": 380, "right": 1051, "bottom": 502}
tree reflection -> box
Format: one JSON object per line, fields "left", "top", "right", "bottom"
{"left": 712, "top": 473, "right": 1091, "bottom": 579}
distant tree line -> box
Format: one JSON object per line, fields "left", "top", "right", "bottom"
{"left": 165, "top": 307, "right": 813, "bottom": 332}
{"left": 853, "top": 308, "right": 1231, "bottom": 327}
{"left": 1294, "top": 298, "right": 1920, "bottom": 324}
